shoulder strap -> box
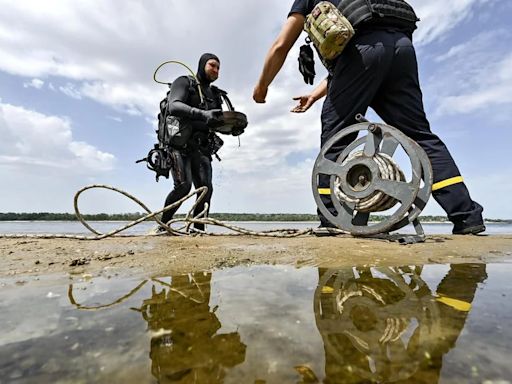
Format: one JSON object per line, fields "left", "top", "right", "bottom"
{"left": 187, "top": 75, "right": 196, "bottom": 87}
{"left": 211, "top": 85, "right": 234, "bottom": 111}
{"left": 158, "top": 90, "right": 171, "bottom": 119}
{"left": 186, "top": 75, "right": 205, "bottom": 106}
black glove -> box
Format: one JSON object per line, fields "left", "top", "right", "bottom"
{"left": 202, "top": 109, "right": 224, "bottom": 128}
{"left": 298, "top": 44, "right": 315, "bottom": 85}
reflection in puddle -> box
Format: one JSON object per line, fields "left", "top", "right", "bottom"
{"left": 1, "top": 263, "right": 511, "bottom": 383}
{"left": 135, "top": 274, "right": 246, "bottom": 383}
{"left": 315, "top": 265, "right": 486, "bottom": 383}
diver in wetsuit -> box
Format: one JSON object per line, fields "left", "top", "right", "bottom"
{"left": 138, "top": 273, "right": 247, "bottom": 383}
{"left": 159, "top": 53, "right": 226, "bottom": 231}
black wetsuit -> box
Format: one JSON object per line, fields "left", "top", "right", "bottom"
{"left": 289, "top": 0, "right": 483, "bottom": 228}
{"left": 161, "top": 54, "right": 223, "bottom": 230}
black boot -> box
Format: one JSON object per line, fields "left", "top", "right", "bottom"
{"left": 452, "top": 202, "right": 486, "bottom": 235}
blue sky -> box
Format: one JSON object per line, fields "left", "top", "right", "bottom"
{"left": 0, "top": 0, "right": 511, "bottom": 218}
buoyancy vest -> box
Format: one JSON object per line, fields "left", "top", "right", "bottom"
{"left": 158, "top": 76, "right": 226, "bottom": 150}
{"left": 337, "top": 0, "right": 419, "bottom": 33}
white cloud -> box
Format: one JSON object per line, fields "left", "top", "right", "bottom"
{"left": 409, "top": 0, "right": 493, "bottom": 45}
{"left": 213, "top": 157, "right": 318, "bottom": 213}
{"left": 59, "top": 83, "right": 82, "bottom": 100}
{"left": 22, "top": 78, "right": 44, "bottom": 89}
{"left": 107, "top": 116, "right": 123, "bottom": 123}
{"left": 0, "top": 0, "right": 488, "bottom": 120}
{"left": 80, "top": 81, "right": 155, "bottom": 116}
{"left": 430, "top": 30, "right": 512, "bottom": 116}
{"left": 0, "top": 0, "right": 291, "bottom": 115}
{"left": 0, "top": 0, "right": 490, "bottom": 109}
{"left": 0, "top": 101, "right": 115, "bottom": 172}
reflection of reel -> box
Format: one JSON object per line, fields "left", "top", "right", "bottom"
{"left": 312, "top": 117, "right": 432, "bottom": 236}
{"left": 314, "top": 267, "right": 441, "bottom": 382}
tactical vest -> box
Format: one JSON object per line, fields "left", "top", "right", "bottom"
{"left": 337, "top": 0, "right": 419, "bottom": 32}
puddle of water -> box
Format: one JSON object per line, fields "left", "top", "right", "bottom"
{"left": 1, "top": 263, "right": 511, "bottom": 383}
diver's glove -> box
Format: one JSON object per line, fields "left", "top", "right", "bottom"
{"left": 190, "top": 108, "right": 224, "bottom": 128}
{"left": 203, "top": 109, "right": 224, "bottom": 128}
{"left": 298, "top": 44, "right": 315, "bottom": 85}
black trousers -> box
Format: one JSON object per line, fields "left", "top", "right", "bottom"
{"left": 318, "top": 29, "right": 480, "bottom": 225}
{"left": 161, "top": 149, "right": 213, "bottom": 230}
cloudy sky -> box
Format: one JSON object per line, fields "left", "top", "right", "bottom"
{"left": 0, "top": 0, "right": 511, "bottom": 218}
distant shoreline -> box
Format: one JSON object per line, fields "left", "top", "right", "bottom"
{"left": 0, "top": 220, "right": 508, "bottom": 225}
{"left": 0, "top": 213, "right": 510, "bottom": 224}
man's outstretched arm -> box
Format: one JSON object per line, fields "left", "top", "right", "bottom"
{"left": 253, "top": 13, "right": 305, "bottom": 103}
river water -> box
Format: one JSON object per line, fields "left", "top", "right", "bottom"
{"left": 0, "top": 221, "right": 511, "bottom": 235}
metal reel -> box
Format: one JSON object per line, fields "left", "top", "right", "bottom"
{"left": 312, "top": 117, "right": 433, "bottom": 237}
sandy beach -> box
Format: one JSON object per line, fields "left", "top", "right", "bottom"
{"left": 1, "top": 234, "right": 511, "bottom": 279}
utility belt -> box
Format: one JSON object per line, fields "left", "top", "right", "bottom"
{"left": 304, "top": 0, "right": 418, "bottom": 66}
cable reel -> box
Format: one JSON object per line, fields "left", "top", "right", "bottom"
{"left": 312, "top": 115, "right": 433, "bottom": 240}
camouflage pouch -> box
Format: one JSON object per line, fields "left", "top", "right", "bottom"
{"left": 304, "top": 1, "right": 355, "bottom": 61}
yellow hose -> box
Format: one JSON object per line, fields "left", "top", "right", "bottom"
{"left": 153, "top": 60, "right": 205, "bottom": 105}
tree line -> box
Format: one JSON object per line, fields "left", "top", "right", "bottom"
{"left": 0, "top": 212, "right": 508, "bottom": 222}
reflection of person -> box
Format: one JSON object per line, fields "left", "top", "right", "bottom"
{"left": 253, "top": 1, "right": 485, "bottom": 235}
{"left": 313, "top": 264, "right": 487, "bottom": 383}
{"left": 137, "top": 273, "right": 246, "bottom": 383}
{"left": 412, "top": 263, "right": 487, "bottom": 383}
{"left": 159, "top": 54, "right": 226, "bottom": 232}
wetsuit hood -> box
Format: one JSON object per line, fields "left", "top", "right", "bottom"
{"left": 196, "top": 53, "right": 220, "bottom": 85}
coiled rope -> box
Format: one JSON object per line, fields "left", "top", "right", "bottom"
{"left": 0, "top": 185, "right": 347, "bottom": 240}
{"left": 334, "top": 151, "right": 405, "bottom": 213}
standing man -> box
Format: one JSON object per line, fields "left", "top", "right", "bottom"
{"left": 253, "top": 0, "right": 485, "bottom": 235}
{"left": 159, "top": 53, "right": 226, "bottom": 232}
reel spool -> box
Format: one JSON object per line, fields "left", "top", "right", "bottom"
{"left": 312, "top": 115, "right": 432, "bottom": 240}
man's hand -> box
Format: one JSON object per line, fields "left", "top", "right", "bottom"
{"left": 298, "top": 44, "right": 315, "bottom": 85}
{"left": 203, "top": 109, "right": 224, "bottom": 128}
{"left": 291, "top": 95, "right": 316, "bottom": 113}
{"left": 253, "top": 85, "right": 268, "bottom": 103}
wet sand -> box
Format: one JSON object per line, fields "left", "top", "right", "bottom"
{"left": 1, "top": 234, "right": 512, "bottom": 279}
